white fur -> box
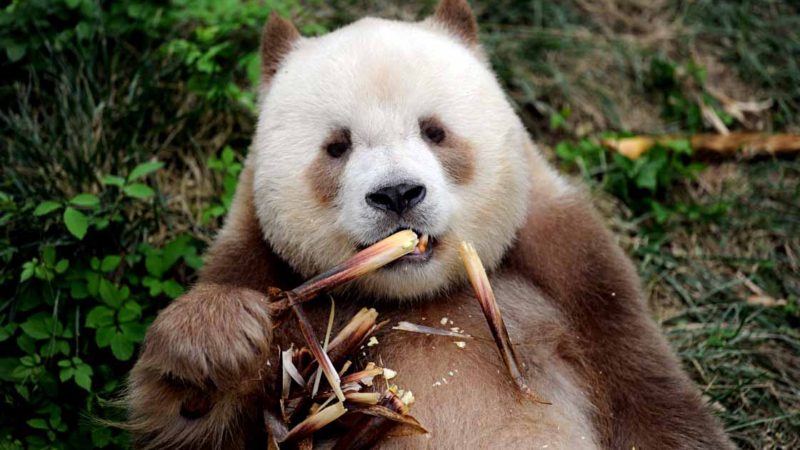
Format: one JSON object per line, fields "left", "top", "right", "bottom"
{"left": 252, "top": 17, "right": 540, "bottom": 300}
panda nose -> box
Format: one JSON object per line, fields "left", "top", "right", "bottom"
{"left": 366, "top": 183, "right": 427, "bottom": 215}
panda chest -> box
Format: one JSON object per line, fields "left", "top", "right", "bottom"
{"left": 354, "top": 275, "right": 601, "bottom": 449}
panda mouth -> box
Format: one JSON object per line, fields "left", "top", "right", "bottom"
{"left": 360, "top": 228, "right": 437, "bottom": 266}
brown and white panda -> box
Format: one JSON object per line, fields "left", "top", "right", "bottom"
{"left": 126, "top": 1, "right": 735, "bottom": 448}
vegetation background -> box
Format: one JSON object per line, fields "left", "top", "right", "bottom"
{"left": 1, "top": 0, "right": 798, "bottom": 448}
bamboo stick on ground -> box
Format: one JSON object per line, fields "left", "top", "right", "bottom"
{"left": 602, "top": 133, "right": 800, "bottom": 160}
{"left": 459, "top": 241, "right": 550, "bottom": 405}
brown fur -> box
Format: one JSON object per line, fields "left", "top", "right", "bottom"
{"left": 261, "top": 13, "right": 301, "bottom": 85}
{"left": 421, "top": 116, "right": 475, "bottom": 184}
{"left": 307, "top": 129, "right": 351, "bottom": 205}
{"left": 126, "top": 162, "right": 734, "bottom": 449}
{"left": 433, "top": 0, "right": 479, "bottom": 46}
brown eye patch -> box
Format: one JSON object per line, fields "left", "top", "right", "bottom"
{"left": 307, "top": 128, "right": 351, "bottom": 205}
{"left": 420, "top": 116, "right": 475, "bottom": 185}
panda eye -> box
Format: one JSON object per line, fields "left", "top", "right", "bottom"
{"left": 421, "top": 120, "right": 446, "bottom": 145}
{"left": 325, "top": 129, "right": 351, "bottom": 158}
{"left": 326, "top": 142, "right": 350, "bottom": 158}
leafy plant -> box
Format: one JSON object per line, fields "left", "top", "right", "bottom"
{"left": 555, "top": 136, "right": 722, "bottom": 224}
{"left": 202, "top": 146, "right": 243, "bottom": 224}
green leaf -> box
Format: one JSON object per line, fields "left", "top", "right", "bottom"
{"left": 123, "top": 183, "right": 155, "bottom": 199}
{"left": 0, "top": 357, "right": 20, "bottom": 382}
{"left": 127, "top": 161, "right": 164, "bottom": 181}
{"left": 20, "top": 263, "right": 34, "bottom": 282}
{"left": 145, "top": 254, "right": 164, "bottom": 277}
{"left": 110, "top": 333, "right": 134, "bottom": 361}
{"left": 118, "top": 301, "right": 142, "bottom": 323}
{"left": 95, "top": 326, "right": 115, "bottom": 348}
{"left": 16, "top": 334, "right": 36, "bottom": 354}
{"left": 43, "top": 247, "right": 56, "bottom": 265}
{"left": 0, "top": 324, "right": 13, "bottom": 342}
{"left": 86, "top": 306, "right": 115, "bottom": 328}
{"left": 6, "top": 42, "right": 26, "bottom": 62}
{"left": 142, "top": 277, "right": 162, "bottom": 296}
{"left": 162, "top": 279, "right": 184, "bottom": 299}
{"left": 27, "top": 418, "right": 49, "bottom": 430}
{"left": 54, "top": 259, "right": 69, "bottom": 274}
{"left": 63, "top": 207, "right": 89, "bottom": 239}
{"left": 100, "top": 255, "right": 122, "bottom": 272}
{"left": 59, "top": 367, "right": 75, "bottom": 382}
{"left": 33, "top": 201, "right": 62, "bottom": 216}
{"left": 70, "top": 193, "right": 99, "bottom": 207}
{"left": 20, "top": 317, "right": 50, "bottom": 340}
{"left": 119, "top": 323, "right": 147, "bottom": 343}
{"left": 74, "top": 365, "right": 92, "bottom": 391}
{"left": 635, "top": 162, "right": 659, "bottom": 191}
{"left": 101, "top": 175, "right": 126, "bottom": 187}
{"left": 98, "top": 279, "right": 124, "bottom": 309}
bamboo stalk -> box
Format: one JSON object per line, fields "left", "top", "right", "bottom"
{"left": 459, "top": 242, "right": 550, "bottom": 404}
{"left": 269, "top": 230, "right": 419, "bottom": 312}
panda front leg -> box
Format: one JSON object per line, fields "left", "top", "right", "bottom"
{"left": 126, "top": 165, "right": 292, "bottom": 449}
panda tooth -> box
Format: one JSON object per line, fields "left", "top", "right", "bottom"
{"left": 417, "top": 234, "right": 429, "bottom": 253}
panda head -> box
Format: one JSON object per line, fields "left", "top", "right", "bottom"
{"left": 251, "top": 0, "right": 535, "bottom": 300}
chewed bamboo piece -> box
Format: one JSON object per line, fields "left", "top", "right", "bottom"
{"left": 392, "top": 321, "right": 473, "bottom": 339}
{"left": 459, "top": 241, "right": 550, "bottom": 405}
{"left": 281, "top": 402, "right": 347, "bottom": 443}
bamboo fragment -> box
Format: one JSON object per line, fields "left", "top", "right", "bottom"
{"left": 459, "top": 241, "right": 550, "bottom": 404}
{"left": 281, "top": 402, "right": 347, "bottom": 443}
{"left": 392, "top": 321, "right": 473, "bottom": 339}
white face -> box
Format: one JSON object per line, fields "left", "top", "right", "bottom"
{"left": 252, "top": 17, "right": 532, "bottom": 300}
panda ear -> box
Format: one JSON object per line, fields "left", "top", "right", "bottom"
{"left": 433, "top": 0, "right": 478, "bottom": 46}
{"left": 260, "top": 12, "right": 301, "bottom": 85}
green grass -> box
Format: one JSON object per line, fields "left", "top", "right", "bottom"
{"left": 1, "top": 0, "right": 798, "bottom": 448}
{"left": 627, "top": 159, "right": 800, "bottom": 447}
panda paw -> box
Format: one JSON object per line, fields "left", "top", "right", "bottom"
{"left": 126, "top": 284, "right": 274, "bottom": 449}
